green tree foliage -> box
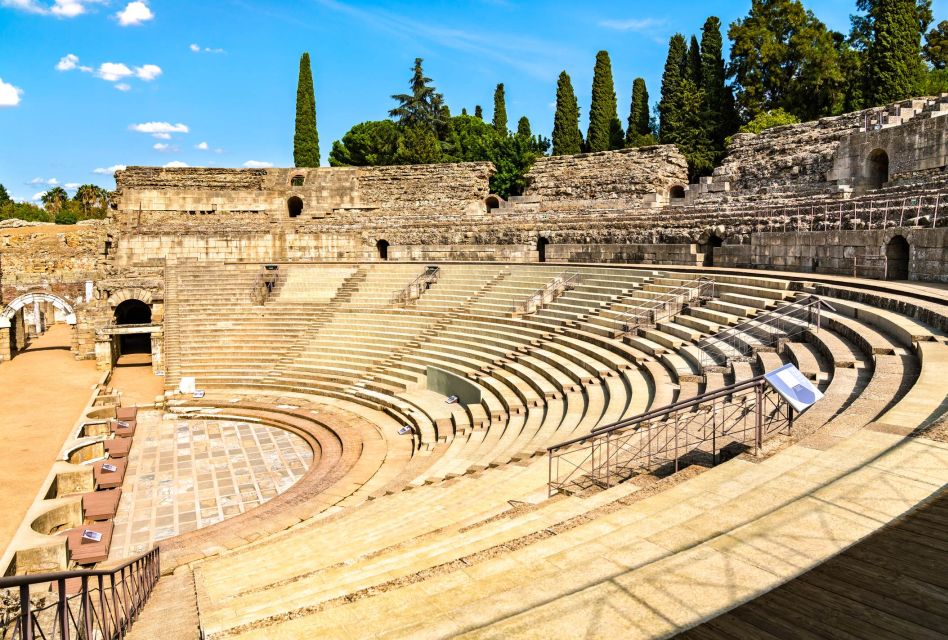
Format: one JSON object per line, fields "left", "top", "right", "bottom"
{"left": 390, "top": 58, "right": 445, "bottom": 128}
{"left": 492, "top": 83, "right": 508, "bottom": 133}
{"left": 329, "top": 120, "right": 401, "bottom": 166}
{"left": 74, "top": 184, "right": 110, "bottom": 213}
{"left": 485, "top": 134, "right": 549, "bottom": 197}
{"left": 0, "top": 184, "right": 10, "bottom": 206}
{"left": 861, "top": 0, "right": 931, "bottom": 104}
{"left": 293, "top": 52, "right": 320, "bottom": 167}
{"left": 738, "top": 108, "right": 801, "bottom": 134}
{"left": 395, "top": 124, "right": 443, "bottom": 164}
{"left": 586, "top": 51, "right": 624, "bottom": 152}
{"left": 728, "top": 0, "right": 843, "bottom": 121}
{"left": 625, "top": 78, "right": 656, "bottom": 147}
{"left": 0, "top": 184, "right": 110, "bottom": 224}
{"left": 516, "top": 116, "right": 531, "bottom": 137}
{"left": 474, "top": 105, "right": 483, "bottom": 119}
{"left": 701, "top": 17, "right": 738, "bottom": 150}
{"left": 551, "top": 71, "right": 583, "bottom": 155}
{"left": 924, "top": 19, "right": 948, "bottom": 68}
{"left": 41, "top": 187, "right": 68, "bottom": 213}
{"left": 688, "top": 35, "right": 703, "bottom": 85}
{"left": 660, "top": 34, "right": 688, "bottom": 143}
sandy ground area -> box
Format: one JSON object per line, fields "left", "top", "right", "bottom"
{"left": 110, "top": 353, "right": 164, "bottom": 406}
{"left": 0, "top": 325, "right": 101, "bottom": 555}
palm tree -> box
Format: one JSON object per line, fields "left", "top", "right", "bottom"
{"left": 41, "top": 187, "right": 68, "bottom": 212}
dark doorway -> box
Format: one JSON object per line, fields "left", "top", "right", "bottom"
{"left": 287, "top": 196, "right": 303, "bottom": 218}
{"left": 669, "top": 185, "right": 686, "bottom": 200}
{"left": 702, "top": 234, "right": 723, "bottom": 267}
{"left": 885, "top": 235, "right": 910, "bottom": 280}
{"left": 114, "top": 299, "right": 152, "bottom": 354}
{"left": 376, "top": 239, "right": 390, "bottom": 261}
{"left": 537, "top": 237, "right": 549, "bottom": 263}
{"left": 867, "top": 149, "right": 889, "bottom": 190}
{"left": 485, "top": 195, "right": 501, "bottom": 211}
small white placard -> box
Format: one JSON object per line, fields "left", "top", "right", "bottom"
{"left": 81, "top": 529, "right": 103, "bottom": 543}
{"left": 193, "top": 390, "right": 206, "bottom": 399}
{"left": 101, "top": 463, "right": 117, "bottom": 473}
{"left": 398, "top": 425, "right": 412, "bottom": 435}
{"left": 115, "top": 420, "right": 130, "bottom": 429}
{"left": 445, "top": 395, "right": 459, "bottom": 404}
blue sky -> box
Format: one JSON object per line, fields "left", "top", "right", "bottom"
{"left": 1, "top": 0, "right": 946, "bottom": 202}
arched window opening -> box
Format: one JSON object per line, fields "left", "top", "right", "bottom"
{"left": 885, "top": 235, "right": 910, "bottom": 280}
{"left": 287, "top": 196, "right": 304, "bottom": 218}
{"left": 867, "top": 149, "right": 889, "bottom": 190}
{"left": 537, "top": 237, "right": 549, "bottom": 263}
{"left": 290, "top": 175, "right": 305, "bottom": 187}
{"left": 114, "top": 299, "right": 152, "bottom": 354}
{"left": 376, "top": 239, "right": 390, "bottom": 261}
{"left": 669, "top": 185, "right": 686, "bottom": 200}
{"left": 485, "top": 195, "right": 501, "bottom": 211}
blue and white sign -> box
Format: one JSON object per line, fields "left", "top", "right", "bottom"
{"left": 764, "top": 363, "right": 823, "bottom": 412}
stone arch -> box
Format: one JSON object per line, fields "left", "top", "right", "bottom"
{"left": 885, "top": 234, "right": 910, "bottom": 280}
{"left": 0, "top": 293, "right": 76, "bottom": 329}
{"left": 537, "top": 237, "right": 549, "bottom": 263}
{"left": 669, "top": 185, "right": 686, "bottom": 200}
{"left": 485, "top": 194, "right": 503, "bottom": 211}
{"left": 107, "top": 287, "right": 153, "bottom": 309}
{"left": 287, "top": 196, "right": 304, "bottom": 218}
{"left": 114, "top": 299, "right": 153, "bottom": 354}
{"left": 376, "top": 239, "right": 390, "bottom": 261}
{"left": 867, "top": 148, "right": 889, "bottom": 190}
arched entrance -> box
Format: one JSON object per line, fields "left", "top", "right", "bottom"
{"left": 669, "top": 185, "right": 686, "bottom": 200}
{"left": 867, "top": 149, "right": 889, "bottom": 190}
{"left": 485, "top": 195, "right": 501, "bottom": 211}
{"left": 376, "top": 239, "right": 390, "bottom": 261}
{"left": 537, "top": 237, "right": 549, "bottom": 263}
{"left": 114, "top": 299, "right": 152, "bottom": 354}
{"left": 0, "top": 292, "right": 77, "bottom": 362}
{"left": 885, "top": 235, "right": 910, "bottom": 280}
{"left": 287, "top": 196, "right": 303, "bottom": 218}
{"left": 702, "top": 234, "right": 723, "bottom": 267}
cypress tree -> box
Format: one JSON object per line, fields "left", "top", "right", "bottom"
{"left": 865, "top": 0, "right": 930, "bottom": 104}
{"left": 516, "top": 116, "right": 531, "bottom": 137}
{"left": 293, "top": 52, "right": 320, "bottom": 167}
{"left": 626, "top": 77, "right": 651, "bottom": 146}
{"left": 474, "top": 105, "right": 483, "bottom": 119}
{"left": 552, "top": 70, "right": 583, "bottom": 155}
{"left": 660, "top": 34, "right": 687, "bottom": 144}
{"left": 492, "top": 83, "right": 508, "bottom": 133}
{"left": 700, "top": 16, "right": 737, "bottom": 149}
{"left": 688, "top": 35, "right": 703, "bottom": 86}
{"left": 587, "top": 51, "right": 624, "bottom": 151}
{"left": 461, "top": 107, "right": 468, "bottom": 116}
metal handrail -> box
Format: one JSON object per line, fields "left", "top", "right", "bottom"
{"left": 391, "top": 266, "right": 440, "bottom": 306}
{"left": 610, "top": 277, "right": 713, "bottom": 335}
{"left": 0, "top": 547, "right": 160, "bottom": 640}
{"left": 511, "top": 272, "right": 580, "bottom": 316}
{"left": 250, "top": 267, "right": 280, "bottom": 305}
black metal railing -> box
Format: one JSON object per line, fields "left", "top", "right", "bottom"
{"left": 511, "top": 272, "right": 581, "bottom": 316}
{"left": 548, "top": 376, "right": 793, "bottom": 495}
{"left": 610, "top": 277, "right": 714, "bottom": 336}
{"left": 391, "top": 266, "right": 441, "bottom": 306}
{"left": 0, "top": 548, "right": 160, "bottom": 640}
{"left": 251, "top": 266, "right": 281, "bottom": 305}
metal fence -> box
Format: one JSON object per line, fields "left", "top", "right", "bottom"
{"left": 391, "top": 266, "right": 441, "bottom": 307}
{"left": 548, "top": 377, "right": 792, "bottom": 495}
{"left": 511, "top": 272, "right": 581, "bottom": 316}
{"left": 0, "top": 547, "right": 160, "bottom": 640}
{"left": 610, "top": 277, "right": 714, "bottom": 336}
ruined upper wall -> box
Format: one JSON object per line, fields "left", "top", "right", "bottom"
{"left": 524, "top": 145, "right": 688, "bottom": 204}
{"left": 113, "top": 162, "right": 494, "bottom": 225}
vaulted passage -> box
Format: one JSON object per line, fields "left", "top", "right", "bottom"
{"left": 114, "top": 299, "right": 152, "bottom": 354}
{"left": 376, "top": 239, "right": 390, "bottom": 261}
{"left": 885, "top": 234, "right": 910, "bottom": 280}
{"left": 867, "top": 149, "right": 889, "bottom": 190}
{"left": 287, "top": 196, "right": 303, "bottom": 218}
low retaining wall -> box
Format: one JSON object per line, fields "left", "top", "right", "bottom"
{"left": 545, "top": 243, "right": 702, "bottom": 265}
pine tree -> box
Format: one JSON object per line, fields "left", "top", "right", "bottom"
{"left": 924, "top": 19, "right": 948, "bottom": 68}
{"left": 516, "top": 116, "right": 531, "bottom": 137}
{"left": 587, "top": 51, "right": 624, "bottom": 151}
{"left": 552, "top": 71, "right": 583, "bottom": 155}
{"left": 492, "top": 83, "right": 508, "bottom": 133}
{"left": 625, "top": 78, "right": 652, "bottom": 146}
{"left": 0, "top": 184, "right": 10, "bottom": 206}
{"left": 293, "top": 52, "right": 320, "bottom": 167}
{"left": 660, "top": 34, "right": 688, "bottom": 143}
{"left": 864, "top": 0, "right": 930, "bottom": 104}
{"left": 461, "top": 107, "right": 468, "bottom": 116}
{"left": 390, "top": 58, "right": 444, "bottom": 128}
{"left": 701, "top": 16, "right": 737, "bottom": 149}
{"left": 688, "top": 35, "right": 703, "bottom": 85}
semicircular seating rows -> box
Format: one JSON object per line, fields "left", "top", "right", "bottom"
{"left": 128, "top": 262, "right": 948, "bottom": 640}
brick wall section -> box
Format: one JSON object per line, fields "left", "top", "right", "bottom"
{"left": 524, "top": 145, "right": 688, "bottom": 203}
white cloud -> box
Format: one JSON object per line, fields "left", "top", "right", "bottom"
{"left": 32, "top": 191, "right": 47, "bottom": 201}
{"left": 28, "top": 177, "right": 58, "bottom": 185}
{"left": 116, "top": 0, "right": 152, "bottom": 26}
{"left": 64, "top": 182, "right": 80, "bottom": 189}
{"left": 153, "top": 142, "right": 174, "bottom": 151}
{"left": 93, "top": 164, "right": 126, "bottom": 174}
{"left": 98, "top": 62, "right": 133, "bottom": 82}
{"left": 130, "top": 121, "right": 189, "bottom": 135}
{"left": 47, "top": 178, "right": 59, "bottom": 185}
{"left": 598, "top": 17, "right": 666, "bottom": 32}
{"left": 189, "top": 43, "right": 224, "bottom": 54}
{"left": 195, "top": 141, "right": 208, "bottom": 150}
{"left": 189, "top": 43, "right": 200, "bottom": 52}
{"left": 114, "top": 83, "right": 131, "bottom": 91}
{"left": 0, "top": 77, "right": 23, "bottom": 107}
{"left": 1, "top": 1, "right": 46, "bottom": 14}
{"left": 152, "top": 132, "right": 171, "bottom": 140}
{"left": 3, "top": 0, "right": 107, "bottom": 17}
{"left": 163, "top": 160, "right": 188, "bottom": 168}
{"left": 51, "top": 0, "right": 83, "bottom": 17}
{"left": 134, "top": 64, "right": 161, "bottom": 81}
{"left": 243, "top": 160, "right": 273, "bottom": 168}
{"left": 56, "top": 53, "right": 79, "bottom": 71}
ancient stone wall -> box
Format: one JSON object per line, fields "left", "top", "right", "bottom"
{"left": 524, "top": 145, "right": 688, "bottom": 204}
{"left": 545, "top": 243, "right": 702, "bottom": 265}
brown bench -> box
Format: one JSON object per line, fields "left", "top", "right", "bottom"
{"left": 103, "top": 437, "right": 132, "bottom": 458}
{"left": 82, "top": 488, "right": 123, "bottom": 521}
{"left": 93, "top": 458, "right": 127, "bottom": 489}
{"left": 110, "top": 419, "right": 137, "bottom": 438}
{"left": 115, "top": 406, "right": 138, "bottom": 421}
{"left": 59, "top": 521, "right": 114, "bottom": 565}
